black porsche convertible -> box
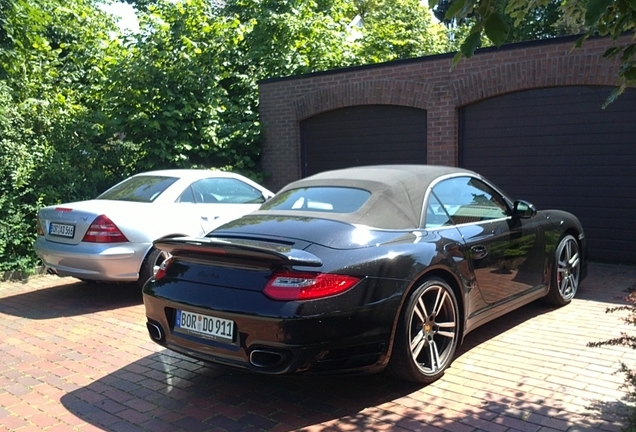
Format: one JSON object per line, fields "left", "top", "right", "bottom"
{"left": 142, "top": 165, "right": 586, "bottom": 383}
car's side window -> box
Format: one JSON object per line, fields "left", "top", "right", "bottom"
{"left": 178, "top": 178, "right": 265, "bottom": 204}
{"left": 177, "top": 186, "right": 197, "bottom": 203}
{"left": 424, "top": 193, "right": 453, "bottom": 228}
{"left": 97, "top": 176, "right": 179, "bottom": 203}
{"left": 431, "top": 177, "right": 509, "bottom": 225}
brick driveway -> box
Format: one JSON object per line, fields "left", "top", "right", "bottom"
{"left": 1, "top": 262, "right": 635, "bottom": 432}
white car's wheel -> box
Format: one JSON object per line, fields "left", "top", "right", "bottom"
{"left": 138, "top": 247, "right": 171, "bottom": 287}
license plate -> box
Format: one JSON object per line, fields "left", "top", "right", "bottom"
{"left": 175, "top": 310, "right": 234, "bottom": 341}
{"left": 49, "top": 223, "right": 75, "bottom": 238}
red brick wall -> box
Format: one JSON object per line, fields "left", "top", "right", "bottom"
{"left": 258, "top": 36, "right": 625, "bottom": 191}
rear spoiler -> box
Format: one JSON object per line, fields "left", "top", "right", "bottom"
{"left": 153, "top": 236, "right": 323, "bottom": 267}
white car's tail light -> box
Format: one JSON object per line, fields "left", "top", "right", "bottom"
{"left": 82, "top": 215, "right": 129, "bottom": 243}
{"left": 263, "top": 271, "right": 360, "bottom": 301}
{"left": 36, "top": 220, "right": 44, "bottom": 236}
{"left": 154, "top": 257, "right": 173, "bottom": 281}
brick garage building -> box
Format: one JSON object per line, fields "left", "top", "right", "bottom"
{"left": 258, "top": 36, "right": 636, "bottom": 264}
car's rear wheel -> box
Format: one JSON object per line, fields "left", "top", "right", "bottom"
{"left": 388, "top": 277, "right": 459, "bottom": 383}
{"left": 546, "top": 234, "right": 580, "bottom": 306}
{"left": 138, "top": 247, "right": 171, "bottom": 287}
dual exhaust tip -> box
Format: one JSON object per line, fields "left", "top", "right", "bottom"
{"left": 146, "top": 321, "right": 164, "bottom": 343}
{"left": 249, "top": 349, "right": 289, "bottom": 369}
{"left": 145, "top": 320, "right": 291, "bottom": 370}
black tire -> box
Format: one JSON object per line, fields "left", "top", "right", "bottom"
{"left": 138, "top": 247, "right": 170, "bottom": 287}
{"left": 545, "top": 234, "right": 581, "bottom": 306}
{"left": 387, "top": 277, "right": 460, "bottom": 384}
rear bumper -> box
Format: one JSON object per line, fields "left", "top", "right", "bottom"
{"left": 142, "top": 277, "right": 407, "bottom": 375}
{"left": 158, "top": 324, "right": 391, "bottom": 376}
{"left": 34, "top": 236, "right": 150, "bottom": 281}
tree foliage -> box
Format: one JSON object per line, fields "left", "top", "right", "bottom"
{"left": 104, "top": 0, "right": 360, "bottom": 176}
{"left": 104, "top": 0, "right": 234, "bottom": 172}
{"left": 500, "top": 0, "right": 570, "bottom": 42}
{"left": 588, "top": 288, "right": 636, "bottom": 428}
{"left": 104, "top": 0, "right": 459, "bottom": 177}
{"left": 429, "top": 0, "right": 636, "bottom": 103}
{"left": 1, "top": 0, "right": 630, "bottom": 277}
{"left": 1, "top": 0, "right": 462, "bottom": 273}
{"left": 0, "top": 0, "right": 125, "bottom": 272}
{"left": 6, "top": 0, "right": 626, "bottom": 275}
{"left": 353, "top": 0, "right": 458, "bottom": 63}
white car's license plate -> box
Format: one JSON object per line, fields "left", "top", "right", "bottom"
{"left": 49, "top": 223, "right": 75, "bottom": 238}
{"left": 175, "top": 310, "right": 234, "bottom": 341}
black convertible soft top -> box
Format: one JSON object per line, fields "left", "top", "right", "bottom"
{"left": 255, "top": 165, "right": 477, "bottom": 230}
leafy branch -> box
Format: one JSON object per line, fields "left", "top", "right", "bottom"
{"left": 430, "top": 0, "right": 636, "bottom": 104}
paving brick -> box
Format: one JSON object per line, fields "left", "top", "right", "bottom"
{"left": 1, "top": 265, "right": 636, "bottom": 432}
{"left": 397, "top": 417, "right": 445, "bottom": 432}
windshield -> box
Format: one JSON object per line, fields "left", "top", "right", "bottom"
{"left": 97, "top": 176, "right": 178, "bottom": 202}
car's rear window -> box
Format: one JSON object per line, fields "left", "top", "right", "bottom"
{"left": 261, "top": 187, "right": 371, "bottom": 213}
{"left": 97, "top": 176, "right": 178, "bottom": 203}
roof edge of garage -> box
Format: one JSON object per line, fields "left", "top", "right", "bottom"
{"left": 259, "top": 34, "right": 586, "bottom": 85}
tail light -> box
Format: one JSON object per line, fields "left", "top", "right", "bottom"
{"left": 36, "top": 220, "right": 44, "bottom": 236}
{"left": 263, "top": 271, "right": 360, "bottom": 301}
{"left": 154, "top": 257, "right": 173, "bottom": 281}
{"left": 82, "top": 215, "right": 129, "bottom": 243}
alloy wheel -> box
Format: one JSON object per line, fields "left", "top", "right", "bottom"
{"left": 408, "top": 283, "right": 458, "bottom": 376}
{"left": 556, "top": 236, "right": 580, "bottom": 300}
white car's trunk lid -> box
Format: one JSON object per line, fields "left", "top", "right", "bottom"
{"left": 38, "top": 199, "right": 263, "bottom": 245}
{"left": 38, "top": 200, "right": 144, "bottom": 245}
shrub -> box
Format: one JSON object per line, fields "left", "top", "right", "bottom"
{"left": 588, "top": 284, "right": 636, "bottom": 430}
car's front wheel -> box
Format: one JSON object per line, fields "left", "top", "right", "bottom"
{"left": 388, "top": 277, "right": 460, "bottom": 384}
{"left": 545, "top": 234, "right": 580, "bottom": 306}
{"left": 138, "top": 247, "right": 171, "bottom": 287}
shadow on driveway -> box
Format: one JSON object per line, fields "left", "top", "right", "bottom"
{"left": 56, "top": 299, "right": 556, "bottom": 431}
{"left": 60, "top": 355, "right": 422, "bottom": 431}
{"left": 58, "top": 297, "right": 631, "bottom": 432}
{"left": 5, "top": 262, "right": 636, "bottom": 430}
{"left": 0, "top": 280, "right": 142, "bottom": 319}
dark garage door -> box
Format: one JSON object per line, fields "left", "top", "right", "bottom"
{"left": 300, "top": 105, "right": 427, "bottom": 177}
{"left": 460, "top": 86, "right": 636, "bottom": 264}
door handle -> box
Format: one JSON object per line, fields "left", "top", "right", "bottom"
{"left": 471, "top": 245, "right": 488, "bottom": 260}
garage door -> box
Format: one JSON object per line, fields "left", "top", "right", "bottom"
{"left": 460, "top": 86, "right": 636, "bottom": 264}
{"left": 300, "top": 105, "right": 427, "bottom": 177}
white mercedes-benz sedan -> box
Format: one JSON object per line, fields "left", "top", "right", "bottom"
{"left": 34, "top": 169, "right": 274, "bottom": 285}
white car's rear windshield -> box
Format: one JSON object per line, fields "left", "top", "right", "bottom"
{"left": 261, "top": 187, "right": 371, "bottom": 213}
{"left": 97, "top": 176, "right": 178, "bottom": 202}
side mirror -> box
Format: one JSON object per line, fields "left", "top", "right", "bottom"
{"left": 513, "top": 200, "right": 537, "bottom": 219}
